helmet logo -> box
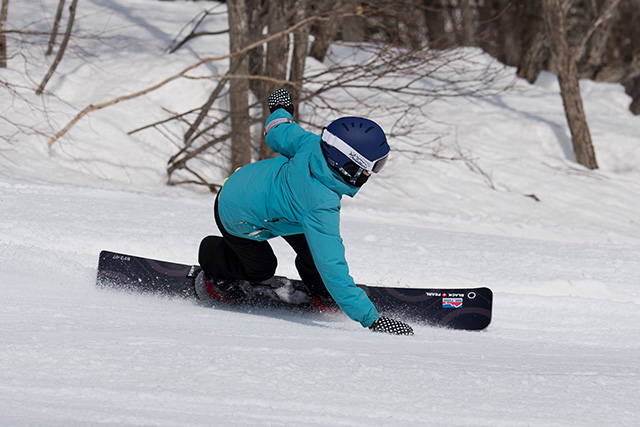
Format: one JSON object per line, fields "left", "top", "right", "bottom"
{"left": 348, "top": 150, "right": 370, "bottom": 170}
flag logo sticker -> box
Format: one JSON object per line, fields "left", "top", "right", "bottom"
{"left": 443, "top": 297, "right": 463, "bottom": 308}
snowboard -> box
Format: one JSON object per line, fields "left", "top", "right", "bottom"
{"left": 96, "top": 250, "right": 493, "bottom": 330}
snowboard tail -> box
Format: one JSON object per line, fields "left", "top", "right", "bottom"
{"left": 96, "top": 250, "right": 493, "bottom": 330}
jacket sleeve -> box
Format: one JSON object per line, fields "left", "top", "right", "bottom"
{"left": 302, "top": 201, "right": 380, "bottom": 328}
{"left": 264, "top": 109, "right": 318, "bottom": 158}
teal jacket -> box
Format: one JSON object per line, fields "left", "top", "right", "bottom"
{"left": 218, "top": 109, "right": 380, "bottom": 328}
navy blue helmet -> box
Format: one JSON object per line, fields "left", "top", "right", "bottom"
{"left": 320, "top": 117, "right": 390, "bottom": 187}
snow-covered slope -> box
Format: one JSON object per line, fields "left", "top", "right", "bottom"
{"left": 1, "top": 1, "right": 639, "bottom": 426}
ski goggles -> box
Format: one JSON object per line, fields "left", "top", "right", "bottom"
{"left": 321, "top": 128, "right": 389, "bottom": 174}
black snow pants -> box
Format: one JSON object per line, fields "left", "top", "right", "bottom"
{"left": 198, "top": 197, "right": 331, "bottom": 299}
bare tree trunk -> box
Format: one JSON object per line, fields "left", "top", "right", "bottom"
{"left": 261, "top": 0, "right": 289, "bottom": 160}
{"left": 46, "top": 0, "right": 66, "bottom": 56}
{"left": 476, "top": 0, "right": 521, "bottom": 63}
{"left": 544, "top": 0, "right": 598, "bottom": 169}
{"left": 227, "top": 0, "right": 252, "bottom": 172}
{"left": 517, "top": 28, "right": 549, "bottom": 83}
{"left": 36, "top": 0, "right": 78, "bottom": 95}
{"left": 497, "top": 0, "right": 520, "bottom": 66}
{"left": 516, "top": 1, "right": 549, "bottom": 84}
{"left": 476, "top": 0, "right": 498, "bottom": 56}
{"left": 424, "top": 0, "right": 451, "bottom": 49}
{"left": 0, "top": 0, "right": 9, "bottom": 68}
{"left": 625, "top": 77, "right": 640, "bottom": 115}
{"left": 340, "top": 8, "right": 365, "bottom": 42}
{"left": 458, "top": 0, "right": 476, "bottom": 46}
{"left": 246, "top": 0, "right": 265, "bottom": 100}
{"left": 290, "top": 0, "right": 310, "bottom": 119}
{"left": 309, "top": 0, "right": 341, "bottom": 61}
{"left": 402, "top": 0, "right": 427, "bottom": 49}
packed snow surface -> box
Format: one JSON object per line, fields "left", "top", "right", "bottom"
{"left": 1, "top": 1, "right": 639, "bottom": 426}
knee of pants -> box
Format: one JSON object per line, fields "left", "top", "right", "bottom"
{"left": 198, "top": 235, "right": 222, "bottom": 273}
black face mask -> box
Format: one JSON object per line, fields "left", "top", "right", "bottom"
{"left": 341, "top": 162, "right": 369, "bottom": 187}
{"left": 322, "top": 148, "right": 370, "bottom": 187}
{"left": 353, "top": 171, "right": 369, "bottom": 187}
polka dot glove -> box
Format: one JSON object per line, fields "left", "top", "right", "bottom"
{"left": 369, "top": 316, "right": 414, "bottom": 336}
{"left": 268, "top": 88, "right": 295, "bottom": 115}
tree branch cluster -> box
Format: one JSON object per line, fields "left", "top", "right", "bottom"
{"left": 3, "top": 0, "right": 638, "bottom": 188}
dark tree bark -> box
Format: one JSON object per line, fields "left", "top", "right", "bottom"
{"left": 261, "top": 0, "right": 289, "bottom": 160}
{"left": 423, "top": 0, "right": 452, "bottom": 49}
{"left": 246, "top": 0, "right": 265, "bottom": 100}
{"left": 497, "top": 0, "right": 522, "bottom": 66}
{"left": 458, "top": 0, "right": 476, "bottom": 46}
{"left": 290, "top": 0, "right": 310, "bottom": 118}
{"left": 544, "top": 0, "right": 598, "bottom": 169}
{"left": 309, "top": 0, "right": 341, "bottom": 61}
{"left": 625, "top": 77, "right": 640, "bottom": 115}
{"left": 515, "top": 0, "right": 549, "bottom": 84}
{"left": 227, "top": 0, "right": 252, "bottom": 172}
{"left": 517, "top": 28, "right": 549, "bottom": 83}
{"left": 0, "top": 0, "right": 9, "bottom": 68}
{"left": 339, "top": 8, "right": 365, "bottom": 42}
{"left": 476, "top": 0, "right": 522, "bottom": 65}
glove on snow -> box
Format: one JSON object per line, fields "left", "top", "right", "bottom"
{"left": 369, "top": 316, "right": 414, "bottom": 336}
{"left": 268, "top": 88, "right": 295, "bottom": 115}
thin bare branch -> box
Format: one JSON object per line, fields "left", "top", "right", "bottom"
{"left": 36, "top": 0, "right": 78, "bottom": 94}
{"left": 46, "top": 0, "right": 66, "bottom": 55}
{"left": 47, "top": 13, "right": 330, "bottom": 147}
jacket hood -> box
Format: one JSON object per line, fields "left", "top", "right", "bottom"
{"left": 309, "top": 139, "right": 360, "bottom": 198}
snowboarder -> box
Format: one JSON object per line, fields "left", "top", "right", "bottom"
{"left": 197, "top": 89, "right": 413, "bottom": 336}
